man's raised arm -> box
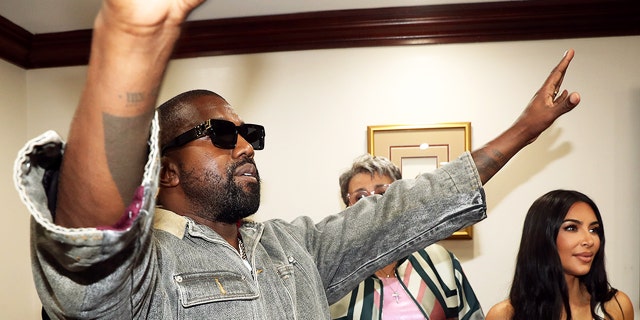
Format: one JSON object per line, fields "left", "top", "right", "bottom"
{"left": 55, "top": 0, "right": 205, "bottom": 228}
{"left": 472, "top": 49, "right": 581, "bottom": 185}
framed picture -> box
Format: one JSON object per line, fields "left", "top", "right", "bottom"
{"left": 367, "top": 122, "right": 473, "bottom": 240}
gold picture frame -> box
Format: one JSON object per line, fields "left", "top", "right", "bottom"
{"left": 367, "top": 123, "right": 473, "bottom": 240}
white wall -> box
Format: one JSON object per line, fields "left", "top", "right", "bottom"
{"left": 0, "top": 60, "right": 40, "bottom": 319}
{"left": 16, "top": 35, "right": 640, "bottom": 318}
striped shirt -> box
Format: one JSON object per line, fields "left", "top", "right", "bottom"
{"left": 330, "top": 244, "right": 484, "bottom": 320}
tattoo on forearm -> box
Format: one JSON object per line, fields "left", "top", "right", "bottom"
{"left": 127, "top": 92, "right": 145, "bottom": 104}
{"left": 473, "top": 148, "right": 507, "bottom": 184}
{"left": 103, "top": 113, "right": 151, "bottom": 204}
{"left": 121, "top": 87, "right": 160, "bottom": 106}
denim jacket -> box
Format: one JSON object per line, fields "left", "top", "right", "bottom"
{"left": 14, "top": 115, "right": 486, "bottom": 319}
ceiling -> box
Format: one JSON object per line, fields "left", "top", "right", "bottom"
{"left": 0, "top": 0, "right": 499, "bottom": 34}
{"left": 1, "top": 0, "right": 638, "bottom": 70}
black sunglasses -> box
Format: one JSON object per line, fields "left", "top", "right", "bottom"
{"left": 161, "top": 119, "right": 265, "bottom": 154}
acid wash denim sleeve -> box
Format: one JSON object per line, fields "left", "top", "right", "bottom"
{"left": 14, "top": 111, "right": 485, "bottom": 319}
{"left": 266, "top": 152, "right": 486, "bottom": 304}
{"left": 14, "top": 117, "right": 162, "bottom": 319}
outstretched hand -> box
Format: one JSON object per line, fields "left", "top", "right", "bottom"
{"left": 472, "top": 49, "right": 580, "bottom": 184}
{"left": 514, "top": 49, "right": 581, "bottom": 144}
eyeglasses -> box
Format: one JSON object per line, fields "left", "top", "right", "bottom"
{"left": 347, "top": 184, "right": 391, "bottom": 206}
{"left": 161, "top": 119, "right": 265, "bottom": 154}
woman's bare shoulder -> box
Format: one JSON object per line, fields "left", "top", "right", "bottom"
{"left": 603, "top": 290, "right": 634, "bottom": 320}
{"left": 486, "top": 299, "right": 514, "bottom": 320}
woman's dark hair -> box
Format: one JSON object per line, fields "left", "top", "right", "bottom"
{"left": 508, "top": 189, "right": 617, "bottom": 320}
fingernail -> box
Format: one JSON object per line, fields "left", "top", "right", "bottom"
{"left": 563, "top": 50, "right": 568, "bottom": 57}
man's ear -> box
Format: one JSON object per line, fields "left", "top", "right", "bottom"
{"left": 160, "top": 157, "right": 180, "bottom": 188}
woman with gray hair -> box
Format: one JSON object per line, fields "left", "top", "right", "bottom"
{"left": 331, "top": 154, "right": 484, "bottom": 320}
{"left": 338, "top": 154, "right": 402, "bottom": 207}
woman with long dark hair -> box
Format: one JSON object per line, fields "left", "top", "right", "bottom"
{"left": 486, "top": 190, "right": 633, "bottom": 320}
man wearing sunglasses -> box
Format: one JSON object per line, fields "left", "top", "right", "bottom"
{"left": 330, "top": 154, "right": 483, "bottom": 319}
{"left": 14, "top": 0, "right": 581, "bottom": 319}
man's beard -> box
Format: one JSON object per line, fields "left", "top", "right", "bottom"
{"left": 179, "top": 158, "right": 260, "bottom": 224}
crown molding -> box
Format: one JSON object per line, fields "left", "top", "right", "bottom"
{"left": 2, "top": 0, "right": 639, "bottom": 69}
{"left": 0, "top": 15, "right": 32, "bottom": 68}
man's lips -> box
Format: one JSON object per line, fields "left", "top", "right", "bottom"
{"left": 234, "top": 162, "right": 257, "bottom": 179}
